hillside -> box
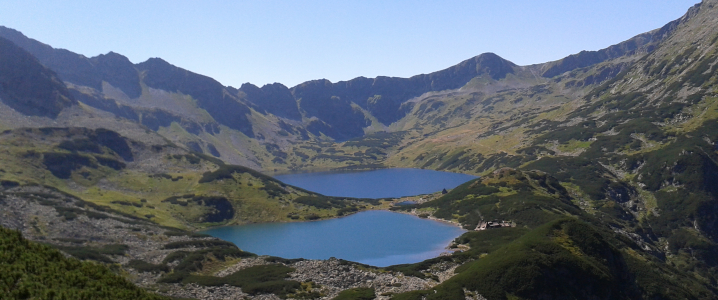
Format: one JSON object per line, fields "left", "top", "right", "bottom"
{"left": 0, "top": 127, "right": 382, "bottom": 229}
{"left": 389, "top": 169, "right": 712, "bottom": 300}
{"left": 384, "top": 1, "right": 718, "bottom": 298}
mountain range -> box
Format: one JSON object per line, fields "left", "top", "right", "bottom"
{"left": 0, "top": 4, "right": 689, "bottom": 171}
{"left": 1, "top": 0, "right": 718, "bottom": 299}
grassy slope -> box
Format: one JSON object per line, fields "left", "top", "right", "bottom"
{"left": 0, "top": 127, "right": 380, "bottom": 230}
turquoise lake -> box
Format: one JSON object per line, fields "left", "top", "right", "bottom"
{"left": 202, "top": 210, "right": 466, "bottom": 267}
{"left": 202, "top": 168, "right": 476, "bottom": 266}
{"left": 274, "top": 168, "right": 477, "bottom": 198}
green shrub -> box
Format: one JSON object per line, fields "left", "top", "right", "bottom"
{"left": 305, "top": 213, "right": 321, "bottom": 220}
{"left": 57, "top": 138, "right": 102, "bottom": 153}
{"left": 163, "top": 230, "right": 211, "bottom": 238}
{"left": 50, "top": 244, "right": 128, "bottom": 263}
{"left": 42, "top": 152, "right": 97, "bottom": 179}
{"left": 127, "top": 260, "right": 170, "bottom": 273}
{"left": 337, "top": 206, "right": 359, "bottom": 216}
{"left": 332, "top": 287, "right": 376, "bottom": 300}
{"left": 385, "top": 256, "right": 451, "bottom": 280}
{"left": 199, "top": 164, "right": 275, "bottom": 183}
{"left": 0, "top": 228, "right": 168, "bottom": 299}
{"left": 295, "top": 196, "right": 348, "bottom": 209}
{"left": 265, "top": 256, "right": 305, "bottom": 264}
{"left": 162, "top": 246, "right": 255, "bottom": 274}
{"left": 160, "top": 264, "right": 300, "bottom": 297}
{"left": 0, "top": 179, "right": 19, "bottom": 189}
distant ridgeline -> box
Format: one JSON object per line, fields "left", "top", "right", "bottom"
{"left": 0, "top": 6, "right": 687, "bottom": 172}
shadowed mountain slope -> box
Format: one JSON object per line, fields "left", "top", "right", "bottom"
{"left": 291, "top": 52, "right": 517, "bottom": 128}
{"left": 0, "top": 37, "right": 75, "bottom": 118}
{"left": 136, "top": 57, "right": 256, "bottom": 137}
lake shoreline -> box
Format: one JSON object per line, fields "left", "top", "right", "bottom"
{"left": 273, "top": 168, "right": 477, "bottom": 199}
{"left": 194, "top": 197, "right": 467, "bottom": 232}
{"left": 197, "top": 168, "right": 476, "bottom": 265}
{"left": 195, "top": 190, "right": 468, "bottom": 234}
{"left": 200, "top": 210, "right": 466, "bottom": 266}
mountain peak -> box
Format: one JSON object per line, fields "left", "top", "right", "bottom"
{"left": 95, "top": 51, "right": 129, "bottom": 61}
{"left": 137, "top": 57, "right": 172, "bottom": 69}
{"left": 466, "top": 52, "right": 517, "bottom": 80}
{"left": 240, "top": 82, "right": 301, "bottom": 120}
{"left": 91, "top": 52, "right": 141, "bottom": 98}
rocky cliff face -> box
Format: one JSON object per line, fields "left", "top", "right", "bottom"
{"left": 92, "top": 51, "right": 142, "bottom": 98}
{"left": 136, "top": 57, "right": 256, "bottom": 137}
{"left": 240, "top": 82, "right": 302, "bottom": 121}
{"left": 291, "top": 52, "right": 517, "bottom": 129}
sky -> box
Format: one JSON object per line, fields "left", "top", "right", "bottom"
{"left": 1, "top": 1, "right": 700, "bottom": 88}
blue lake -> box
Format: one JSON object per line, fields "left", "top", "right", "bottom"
{"left": 274, "top": 168, "right": 477, "bottom": 199}
{"left": 202, "top": 210, "right": 466, "bottom": 267}
{"left": 202, "top": 168, "right": 476, "bottom": 266}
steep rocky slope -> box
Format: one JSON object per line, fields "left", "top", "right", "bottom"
{"left": 0, "top": 36, "right": 75, "bottom": 118}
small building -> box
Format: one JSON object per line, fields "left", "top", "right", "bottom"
{"left": 475, "top": 220, "right": 515, "bottom": 231}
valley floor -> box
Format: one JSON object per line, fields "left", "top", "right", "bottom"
{"left": 0, "top": 183, "right": 468, "bottom": 300}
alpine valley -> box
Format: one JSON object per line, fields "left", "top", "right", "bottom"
{"left": 2, "top": 1, "right": 718, "bottom": 299}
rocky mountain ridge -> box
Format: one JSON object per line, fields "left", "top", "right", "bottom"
{"left": 0, "top": 5, "right": 690, "bottom": 170}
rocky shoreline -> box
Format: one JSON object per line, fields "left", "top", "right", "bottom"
{"left": 154, "top": 256, "right": 458, "bottom": 300}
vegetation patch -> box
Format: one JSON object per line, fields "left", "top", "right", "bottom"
{"left": 161, "top": 246, "right": 255, "bottom": 275}
{"left": 332, "top": 287, "right": 376, "bottom": 300}
{"left": 42, "top": 152, "right": 97, "bottom": 179}
{"left": 162, "top": 240, "right": 238, "bottom": 249}
{"left": 294, "top": 196, "right": 348, "bottom": 209}
{"left": 0, "top": 228, "right": 167, "bottom": 299}
{"left": 127, "top": 260, "right": 170, "bottom": 273}
{"left": 50, "top": 244, "right": 129, "bottom": 263}
{"left": 161, "top": 194, "right": 235, "bottom": 222}
{"left": 160, "top": 264, "right": 300, "bottom": 297}
{"left": 200, "top": 164, "right": 277, "bottom": 184}
{"left": 392, "top": 219, "right": 708, "bottom": 300}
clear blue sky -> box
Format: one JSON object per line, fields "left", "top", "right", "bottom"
{"left": 1, "top": 0, "right": 699, "bottom": 88}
